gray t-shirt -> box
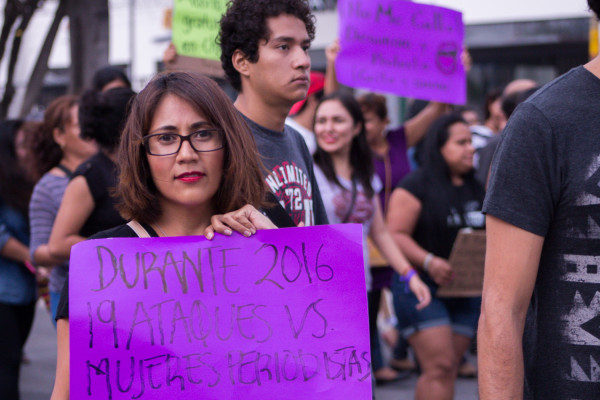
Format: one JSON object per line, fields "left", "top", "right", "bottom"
{"left": 242, "top": 115, "right": 328, "bottom": 226}
{"left": 29, "top": 172, "right": 70, "bottom": 293}
{"left": 484, "top": 66, "right": 600, "bottom": 399}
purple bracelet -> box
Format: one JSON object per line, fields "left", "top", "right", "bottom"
{"left": 399, "top": 268, "right": 417, "bottom": 283}
{"left": 400, "top": 268, "right": 417, "bottom": 293}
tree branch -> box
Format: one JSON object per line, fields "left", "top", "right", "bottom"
{"left": 0, "top": 0, "right": 41, "bottom": 118}
{"left": 20, "top": 0, "right": 67, "bottom": 117}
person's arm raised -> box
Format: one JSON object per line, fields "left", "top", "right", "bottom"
{"left": 48, "top": 176, "right": 94, "bottom": 260}
{"left": 404, "top": 102, "right": 449, "bottom": 148}
{"left": 478, "top": 215, "right": 543, "bottom": 400}
{"left": 324, "top": 39, "right": 340, "bottom": 95}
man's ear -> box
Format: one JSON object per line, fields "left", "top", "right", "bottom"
{"left": 232, "top": 49, "right": 250, "bottom": 77}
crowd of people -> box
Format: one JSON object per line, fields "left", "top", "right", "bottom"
{"left": 0, "top": 0, "right": 598, "bottom": 399}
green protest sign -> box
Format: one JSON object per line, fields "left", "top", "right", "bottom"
{"left": 172, "top": 0, "right": 227, "bottom": 60}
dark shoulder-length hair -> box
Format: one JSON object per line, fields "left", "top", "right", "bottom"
{"left": 79, "top": 87, "right": 135, "bottom": 152}
{"left": 421, "top": 113, "right": 473, "bottom": 185}
{"left": 92, "top": 66, "right": 131, "bottom": 92}
{"left": 357, "top": 93, "right": 388, "bottom": 121}
{"left": 0, "top": 120, "right": 35, "bottom": 215}
{"left": 25, "top": 95, "right": 79, "bottom": 181}
{"left": 116, "top": 71, "right": 267, "bottom": 224}
{"left": 313, "top": 91, "right": 374, "bottom": 198}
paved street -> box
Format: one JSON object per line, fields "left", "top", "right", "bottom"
{"left": 374, "top": 375, "right": 478, "bottom": 400}
{"left": 20, "top": 300, "right": 478, "bottom": 399}
{"left": 21, "top": 301, "right": 57, "bottom": 400}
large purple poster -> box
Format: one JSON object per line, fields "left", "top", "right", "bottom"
{"left": 337, "top": 0, "right": 465, "bottom": 104}
{"left": 69, "top": 224, "right": 371, "bottom": 399}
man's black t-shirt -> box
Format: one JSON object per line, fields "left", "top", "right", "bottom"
{"left": 484, "top": 66, "right": 600, "bottom": 399}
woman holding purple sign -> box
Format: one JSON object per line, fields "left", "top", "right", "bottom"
{"left": 50, "top": 72, "right": 276, "bottom": 400}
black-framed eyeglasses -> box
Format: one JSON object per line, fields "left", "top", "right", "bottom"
{"left": 142, "top": 129, "right": 224, "bottom": 156}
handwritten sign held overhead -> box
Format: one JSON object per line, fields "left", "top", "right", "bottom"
{"left": 337, "top": 0, "right": 466, "bottom": 104}
{"left": 69, "top": 225, "right": 371, "bottom": 399}
{"left": 172, "top": 0, "right": 227, "bottom": 61}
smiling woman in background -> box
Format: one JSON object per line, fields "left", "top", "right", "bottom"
{"left": 312, "top": 91, "right": 431, "bottom": 386}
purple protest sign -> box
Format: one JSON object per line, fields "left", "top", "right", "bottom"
{"left": 69, "top": 224, "right": 370, "bottom": 399}
{"left": 337, "top": 0, "right": 465, "bottom": 104}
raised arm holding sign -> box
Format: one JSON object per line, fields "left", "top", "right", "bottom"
{"left": 172, "top": 0, "right": 227, "bottom": 60}
{"left": 167, "top": 0, "right": 228, "bottom": 77}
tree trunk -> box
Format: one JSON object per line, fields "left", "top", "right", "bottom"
{"left": 0, "top": 0, "right": 39, "bottom": 118}
{"left": 20, "top": 0, "right": 68, "bottom": 118}
{"left": 67, "top": 0, "right": 109, "bottom": 93}
{"left": 0, "top": 0, "right": 19, "bottom": 63}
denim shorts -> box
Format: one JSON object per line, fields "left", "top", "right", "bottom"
{"left": 391, "top": 273, "right": 481, "bottom": 339}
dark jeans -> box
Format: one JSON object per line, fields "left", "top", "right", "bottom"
{"left": 367, "top": 290, "right": 384, "bottom": 371}
{"left": 368, "top": 267, "right": 394, "bottom": 372}
{"left": 0, "top": 302, "right": 35, "bottom": 400}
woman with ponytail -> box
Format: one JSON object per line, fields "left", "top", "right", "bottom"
{"left": 27, "top": 95, "right": 97, "bottom": 323}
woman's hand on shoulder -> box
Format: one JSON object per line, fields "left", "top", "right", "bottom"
{"left": 408, "top": 273, "right": 432, "bottom": 310}
{"left": 428, "top": 256, "right": 454, "bottom": 286}
{"left": 204, "top": 205, "right": 277, "bottom": 240}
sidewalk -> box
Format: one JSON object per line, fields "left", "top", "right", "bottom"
{"left": 21, "top": 300, "right": 57, "bottom": 400}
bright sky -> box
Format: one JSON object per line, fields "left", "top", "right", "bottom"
{"left": 418, "top": 0, "right": 591, "bottom": 23}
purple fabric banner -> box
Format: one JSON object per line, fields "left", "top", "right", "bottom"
{"left": 337, "top": 0, "right": 465, "bottom": 104}
{"left": 69, "top": 224, "right": 371, "bottom": 399}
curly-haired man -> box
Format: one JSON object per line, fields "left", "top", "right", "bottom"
{"left": 478, "top": 1, "right": 600, "bottom": 399}
{"left": 219, "top": 0, "right": 328, "bottom": 227}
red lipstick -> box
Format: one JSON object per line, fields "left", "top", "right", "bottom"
{"left": 176, "top": 171, "right": 205, "bottom": 182}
